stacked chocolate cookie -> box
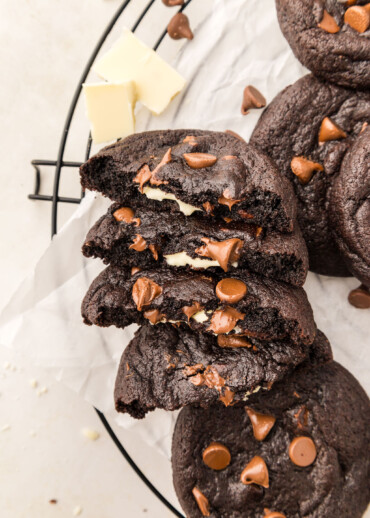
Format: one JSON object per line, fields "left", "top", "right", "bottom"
{"left": 251, "top": 1, "right": 370, "bottom": 308}
{"left": 80, "top": 129, "right": 316, "bottom": 412}
{"left": 79, "top": 129, "right": 370, "bottom": 517}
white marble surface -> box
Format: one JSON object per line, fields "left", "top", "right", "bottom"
{"left": 0, "top": 1, "right": 369, "bottom": 517}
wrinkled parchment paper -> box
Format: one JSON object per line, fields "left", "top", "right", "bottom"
{"left": 1, "top": 0, "right": 369, "bottom": 462}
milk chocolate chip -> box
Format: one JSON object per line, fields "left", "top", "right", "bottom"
{"left": 216, "top": 278, "right": 247, "bottom": 304}
{"left": 133, "top": 165, "right": 152, "bottom": 193}
{"left": 192, "top": 487, "right": 210, "bottom": 517}
{"left": 218, "top": 188, "right": 241, "bottom": 210}
{"left": 208, "top": 306, "right": 245, "bottom": 334}
{"left": 132, "top": 277, "right": 162, "bottom": 311}
{"left": 289, "top": 436, "right": 317, "bottom": 467}
{"left": 195, "top": 237, "right": 243, "bottom": 271}
{"left": 241, "top": 85, "right": 266, "bottom": 115}
{"left": 162, "top": 0, "right": 184, "bottom": 5}
{"left": 245, "top": 408, "right": 276, "bottom": 441}
{"left": 264, "top": 510, "right": 286, "bottom": 518}
{"left": 183, "top": 153, "right": 217, "bottom": 169}
{"left": 318, "top": 117, "right": 347, "bottom": 144}
{"left": 150, "top": 148, "right": 171, "bottom": 185}
{"left": 113, "top": 207, "right": 141, "bottom": 226}
{"left": 143, "top": 309, "right": 165, "bottom": 324}
{"left": 318, "top": 9, "right": 340, "bottom": 32}
{"left": 129, "top": 235, "right": 147, "bottom": 252}
{"left": 182, "top": 301, "right": 203, "bottom": 320}
{"left": 202, "top": 201, "right": 214, "bottom": 214}
{"left": 167, "top": 12, "right": 193, "bottom": 40}
{"left": 131, "top": 267, "right": 141, "bottom": 276}
{"left": 348, "top": 285, "right": 370, "bottom": 309}
{"left": 344, "top": 4, "right": 370, "bottom": 32}
{"left": 240, "top": 456, "right": 269, "bottom": 488}
{"left": 202, "top": 442, "right": 231, "bottom": 470}
{"left": 291, "top": 156, "right": 324, "bottom": 184}
{"left": 217, "top": 334, "right": 251, "bottom": 348}
{"left": 148, "top": 244, "right": 159, "bottom": 260}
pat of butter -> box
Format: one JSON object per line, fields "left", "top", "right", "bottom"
{"left": 93, "top": 29, "right": 185, "bottom": 115}
{"left": 83, "top": 82, "right": 135, "bottom": 143}
{"left": 165, "top": 252, "right": 219, "bottom": 269}
{"left": 143, "top": 186, "right": 201, "bottom": 216}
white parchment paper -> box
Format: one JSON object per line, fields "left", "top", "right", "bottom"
{"left": 1, "top": 0, "right": 369, "bottom": 462}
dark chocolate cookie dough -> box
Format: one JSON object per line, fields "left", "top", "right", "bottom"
{"left": 329, "top": 127, "right": 370, "bottom": 287}
{"left": 80, "top": 130, "right": 297, "bottom": 232}
{"left": 172, "top": 358, "right": 370, "bottom": 518}
{"left": 251, "top": 74, "right": 370, "bottom": 277}
{"left": 276, "top": 0, "right": 370, "bottom": 89}
{"left": 114, "top": 324, "right": 320, "bottom": 419}
{"left": 82, "top": 266, "right": 316, "bottom": 345}
{"left": 83, "top": 203, "right": 308, "bottom": 286}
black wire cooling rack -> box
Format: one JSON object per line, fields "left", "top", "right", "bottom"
{"left": 28, "top": 1, "right": 194, "bottom": 515}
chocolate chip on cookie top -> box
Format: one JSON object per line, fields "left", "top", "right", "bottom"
{"left": 264, "top": 510, "right": 286, "bottom": 518}
{"left": 318, "top": 117, "right": 347, "bottom": 144}
{"left": 344, "top": 4, "right": 370, "bottom": 33}
{"left": 192, "top": 487, "right": 210, "bottom": 517}
{"left": 112, "top": 207, "right": 141, "bottom": 226}
{"left": 289, "top": 436, "right": 317, "bottom": 467}
{"left": 240, "top": 456, "right": 269, "bottom": 488}
{"left": 215, "top": 278, "right": 247, "bottom": 304}
{"left": 317, "top": 9, "right": 340, "bottom": 33}
{"left": 290, "top": 156, "right": 324, "bottom": 185}
{"left": 245, "top": 408, "right": 276, "bottom": 441}
{"left": 202, "top": 442, "right": 231, "bottom": 470}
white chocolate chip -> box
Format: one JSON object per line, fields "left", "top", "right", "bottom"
{"left": 143, "top": 187, "right": 201, "bottom": 216}
{"left": 82, "top": 428, "right": 100, "bottom": 441}
{"left": 165, "top": 251, "right": 219, "bottom": 269}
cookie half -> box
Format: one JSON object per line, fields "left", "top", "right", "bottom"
{"left": 82, "top": 266, "right": 316, "bottom": 345}
{"left": 276, "top": 0, "right": 370, "bottom": 89}
{"left": 80, "top": 130, "right": 297, "bottom": 232}
{"left": 251, "top": 74, "right": 370, "bottom": 276}
{"left": 329, "top": 126, "right": 370, "bottom": 287}
{"left": 114, "top": 324, "right": 320, "bottom": 419}
{"left": 172, "top": 359, "right": 370, "bottom": 518}
{"left": 82, "top": 203, "right": 308, "bottom": 286}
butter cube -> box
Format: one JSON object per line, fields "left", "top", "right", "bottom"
{"left": 93, "top": 29, "right": 186, "bottom": 115}
{"left": 83, "top": 82, "right": 136, "bottom": 143}
{"left": 135, "top": 51, "right": 186, "bottom": 115}
{"left": 93, "top": 29, "right": 150, "bottom": 83}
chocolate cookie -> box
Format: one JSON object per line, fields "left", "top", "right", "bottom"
{"left": 329, "top": 126, "right": 370, "bottom": 287}
{"left": 251, "top": 74, "right": 370, "bottom": 276}
{"left": 80, "top": 130, "right": 297, "bottom": 232}
{"left": 172, "top": 359, "right": 370, "bottom": 518}
{"left": 114, "top": 326, "right": 328, "bottom": 419}
{"left": 276, "top": 0, "right": 370, "bottom": 90}
{"left": 82, "top": 266, "right": 316, "bottom": 345}
{"left": 82, "top": 203, "right": 308, "bottom": 286}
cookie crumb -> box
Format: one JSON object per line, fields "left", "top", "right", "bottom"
{"left": 81, "top": 428, "right": 100, "bottom": 441}
{"left": 1, "top": 424, "right": 11, "bottom": 432}
{"left": 73, "top": 505, "right": 83, "bottom": 516}
{"left": 37, "top": 386, "right": 48, "bottom": 396}
{"left": 3, "top": 362, "right": 10, "bottom": 370}
{"left": 49, "top": 499, "right": 57, "bottom": 504}
{"left": 29, "top": 429, "right": 37, "bottom": 437}
{"left": 29, "top": 379, "right": 38, "bottom": 388}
